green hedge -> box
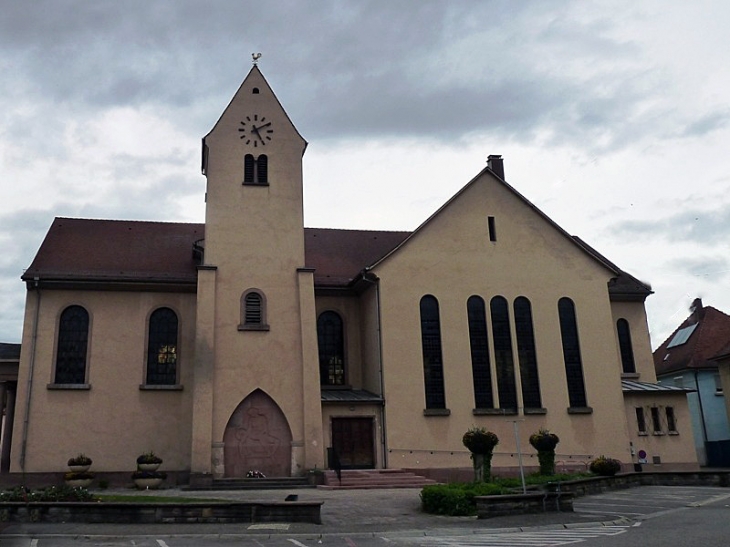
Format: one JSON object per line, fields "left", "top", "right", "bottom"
{"left": 420, "top": 483, "right": 506, "bottom": 516}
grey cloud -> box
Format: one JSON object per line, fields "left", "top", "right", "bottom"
{"left": 613, "top": 207, "right": 730, "bottom": 244}
{"left": 0, "top": 0, "right": 689, "bottom": 153}
{"left": 680, "top": 109, "right": 730, "bottom": 138}
{"left": 664, "top": 256, "right": 730, "bottom": 280}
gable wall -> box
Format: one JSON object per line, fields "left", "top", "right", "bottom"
{"left": 372, "top": 172, "right": 632, "bottom": 467}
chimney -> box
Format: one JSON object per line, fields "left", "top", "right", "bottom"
{"left": 487, "top": 154, "right": 504, "bottom": 180}
{"left": 690, "top": 297, "right": 705, "bottom": 320}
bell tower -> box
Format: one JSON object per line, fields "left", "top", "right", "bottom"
{"left": 191, "top": 61, "right": 322, "bottom": 481}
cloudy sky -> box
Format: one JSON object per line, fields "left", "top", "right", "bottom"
{"left": 1, "top": 0, "right": 729, "bottom": 350}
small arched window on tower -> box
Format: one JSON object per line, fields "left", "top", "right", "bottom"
{"left": 243, "top": 154, "right": 268, "bottom": 185}
{"left": 238, "top": 289, "right": 269, "bottom": 331}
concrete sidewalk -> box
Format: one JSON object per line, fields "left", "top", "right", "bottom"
{"left": 0, "top": 486, "right": 619, "bottom": 538}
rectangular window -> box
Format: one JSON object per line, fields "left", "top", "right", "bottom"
{"left": 666, "top": 407, "right": 677, "bottom": 433}
{"left": 487, "top": 216, "right": 497, "bottom": 242}
{"left": 651, "top": 407, "right": 662, "bottom": 434}
{"left": 635, "top": 407, "right": 647, "bottom": 434}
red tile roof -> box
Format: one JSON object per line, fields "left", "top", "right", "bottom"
{"left": 653, "top": 302, "right": 730, "bottom": 376}
{"left": 22, "top": 218, "right": 204, "bottom": 284}
{"left": 22, "top": 218, "right": 410, "bottom": 290}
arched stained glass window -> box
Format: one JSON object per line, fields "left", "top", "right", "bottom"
{"left": 420, "top": 295, "right": 446, "bottom": 409}
{"left": 490, "top": 296, "right": 517, "bottom": 411}
{"left": 146, "top": 307, "right": 178, "bottom": 385}
{"left": 617, "top": 319, "right": 636, "bottom": 374}
{"left": 317, "top": 311, "right": 345, "bottom": 386}
{"left": 514, "top": 297, "right": 542, "bottom": 409}
{"left": 54, "top": 305, "right": 89, "bottom": 384}
{"left": 558, "top": 298, "right": 588, "bottom": 408}
{"left": 467, "top": 296, "right": 493, "bottom": 409}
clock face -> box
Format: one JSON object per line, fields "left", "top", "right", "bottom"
{"left": 238, "top": 114, "right": 273, "bottom": 147}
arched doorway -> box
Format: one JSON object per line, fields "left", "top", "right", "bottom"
{"left": 222, "top": 389, "right": 292, "bottom": 477}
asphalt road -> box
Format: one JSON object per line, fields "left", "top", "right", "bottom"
{"left": 1, "top": 485, "right": 730, "bottom": 546}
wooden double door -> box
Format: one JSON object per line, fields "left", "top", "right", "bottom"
{"left": 331, "top": 417, "right": 375, "bottom": 469}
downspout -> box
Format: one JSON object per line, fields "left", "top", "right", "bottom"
{"left": 363, "top": 270, "right": 388, "bottom": 469}
{"left": 20, "top": 278, "right": 41, "bottom": 472}
{"left": 694, "top": 370, "right": 709, "bottom": 462}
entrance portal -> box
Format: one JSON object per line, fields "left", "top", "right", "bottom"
{"left": 331, "top": 417, "right": 375, "bottom": 469}
{"left": 223, "top": 390, "right": 292, "bottom": 477}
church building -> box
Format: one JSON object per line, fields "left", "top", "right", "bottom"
{"left": 9, "top": 65, "right": 698, "bottom": 484}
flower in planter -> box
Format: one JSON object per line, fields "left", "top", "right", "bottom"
{"left": 67, "top": 454, "right": 93, "bottom": 467}
{"left": 246, "top": 470, "right": 266, "bottom": 478}
{"left": 529, "top": 428, "right": 560, "bottom": 476}
{"left": 589, "top": 455, "right": 622, "bottom": 476}
{"left": 136, "top": 451, "right": 163, "bottom": 465}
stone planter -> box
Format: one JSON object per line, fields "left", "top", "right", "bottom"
{"left": 137, "top": 463, "right": 161, "bottom": 471}
{"left": 68, "top": 464, "right": 91, "bottom": 473}
{"left": 134, "top": 477, "right": 163, "bottom": 490}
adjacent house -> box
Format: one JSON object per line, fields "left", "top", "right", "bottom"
{"left": 654, "top": 298, "right": 730, "bottom": 466}
{"left": 8, "top": 65, "right": 698, "bottom": 485}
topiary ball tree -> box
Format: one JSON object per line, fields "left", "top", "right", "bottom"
{"left": 462, "top": 427, "right": 499, "bottom": 482}
{"left": 529, "top": 428, "right": 560, "bottom": 476}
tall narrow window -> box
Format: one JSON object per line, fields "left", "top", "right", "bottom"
{"left": 317, "top": 311, "right": 345, "bottom": 386}
{"left": 514, "top": 297, "right": 542, "bottom": 409}
{"left": 243, "top": 154, "right": 268, "bottom": 185}
{"left": 558, "top": 298, "right": 588, "bottom": 408}
{"left": 616, "top": 319, "right": 636, "bottom": 374}
{"left": 146, "top": 307, "right": 178, "bottom": 385}
{"left": 54, "top": 305, "right": 89, "bottom": 384}
{"left": 636, "top": 407, "right": 647, "bottom": 433}
{"left": 239, "top": 289, "right": 269, "bottom": 331}
{"left": 420, "top": 295, "right": 446, "bottom": 409}
{"left": 666, "top": 407, "right": 677, "bottom": 433}
{"left": 244, "top": 154, "right": 255, "bottom": 183}
{"left": 490, "top": 296, "right": 517, "bottom": 412}
{"left": 651, "top": 406, "right": 662, "bottom": 434}
{"left": 467, "top": 296, "right": 493, "bottom": 409}
{"left": 487, "top": 216, "right": 497, "bottom": 242}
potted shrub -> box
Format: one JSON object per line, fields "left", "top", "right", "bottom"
{"left": 67, "top": 454, "right": 93, "bottom": 473}
{"left": 136, "top": 451, "right": 163, "bottom": 471}
{"left": 462, "top": 427, "right": 499, "bottom": 482}
{"left": 589, "top": 455, "right": 622, "bottom": 476}
{"left": 529, "top": 428, "right": 560, "bottom": 476}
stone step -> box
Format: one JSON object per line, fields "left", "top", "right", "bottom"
{"left": 189, "top": 477, "right": 313, "bottom": 490}
{"left": 321, "top": 469, "right": 438, "bottom": 489}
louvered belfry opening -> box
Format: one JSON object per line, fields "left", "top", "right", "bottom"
{"left": 245, "top": 292, "right": 262, "bottom": 325}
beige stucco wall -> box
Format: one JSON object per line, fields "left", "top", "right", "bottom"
{"left": 623, "top": 393, "right": 698, "bottom": 469}
{"left": 11, "top": 288, "right": 195, "bottom": 473}
{"left": 371, "top": 171, "right": 635, "bottom": 467}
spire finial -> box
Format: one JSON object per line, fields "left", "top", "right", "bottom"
{"left": 252, "top": 52, "right": 262, "bottom": 66}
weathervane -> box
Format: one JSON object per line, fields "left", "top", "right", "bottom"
{"left": 252, "top": 52, "right": 262, "bottom": 66}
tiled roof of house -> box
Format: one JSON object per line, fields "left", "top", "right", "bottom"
{"left": 23, "top": 216, "right": 645, "bottom": 296}
{"left": 653, "top": 299, "right": 730, "bottom": 377}
{"left": 304, "top": 228, "right": 410, "bottom": 287}
{"left": 22, "top": 218, "right": 410, "bottom": 290}
{"left": 22, "top": 218, "right": 205, "bottom": 284}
